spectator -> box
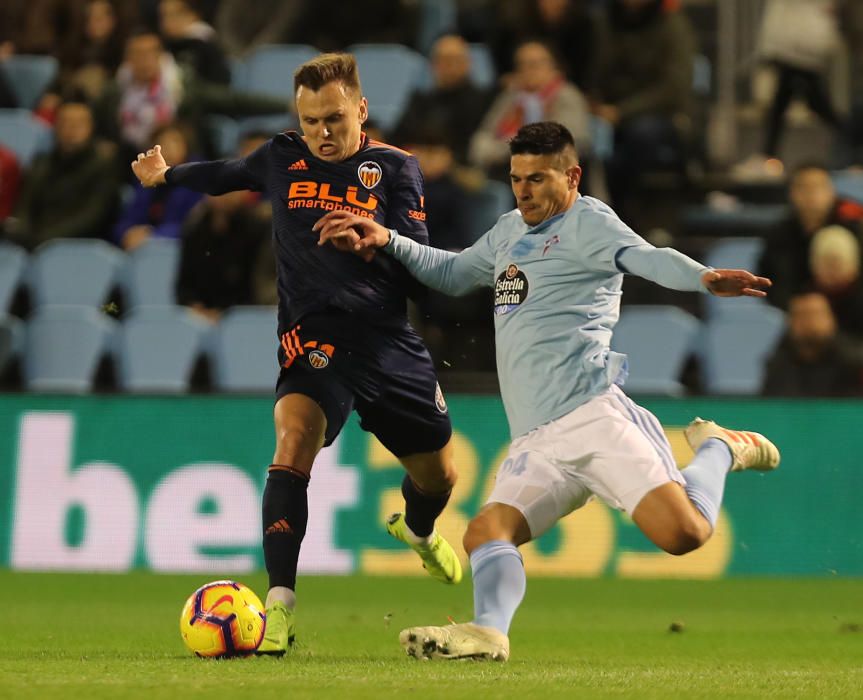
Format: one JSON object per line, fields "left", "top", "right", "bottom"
{"left": 0, "top": 44, "right": 17, "bottom": 108}
{"left": 0, "top": 0, "right": 83, "bottom": 56}
{"left": 113, "top": 121, "right": 202, "bottom": 250}
{"left": 175, "top": 188, "right": 270, "bottom": 323}
{"left": 5, "top": 99, "right": 118, "bottom": 250}
{"left": 392, "top": 34, "right": 492, "bottom": 164}
{"left": 0, "top": 145, "right": 21, "bottom": 222}
{"left": 289, "top": 1, "right": 420, "bottom": 51}
{"left": 93, "top": 30, "right": 289, "bottom": 162}
{"left": 762, "top": 292, "right": 863, "bottom": 397}
{"left": 759, "top": 164, "right": 862, "bottom": 309}
{"left": 213, "top": 0, "right": 305, "bottom": 57}
{"left": 402, "top": 127, "right": 495, "bottom": 371}
{"left": 158, "top": 0, "right": 230, "bottom": 85}
{"left": 809, "top": 225, "right": 863, "bottom": 339}
{"left": 469, "top": 40, "right": 590, "bottom": 178}
{"left": 738, "top": 0, "right": 843, "bottom": 175}
{"left": 490, "top": 0, "right": 598, "bottom": 92}
{"left": 37, "top": 0, "right": 133, "bottom": 119}
{"left": 590, "top": 0, "right": 694, "bottom": 219}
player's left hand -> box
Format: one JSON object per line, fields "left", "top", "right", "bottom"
{"left": 702, "top": 269, "right": 772, "bottom": 297}
{"left": 314, "top": 210, "right": 391, "bottom": 262}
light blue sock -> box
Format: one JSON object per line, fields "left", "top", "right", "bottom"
{"left": 470, "top": 540, "right": 525, "bottom": 635}
{"left": 683, "top": 438, "right": 733, "bottom": 528}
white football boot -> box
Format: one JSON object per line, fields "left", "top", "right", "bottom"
{"left": 685, "top": 418, "right": 780, "bottom": 472}
{"left": 399, "top": 622, "right": 509, "bottom": 661}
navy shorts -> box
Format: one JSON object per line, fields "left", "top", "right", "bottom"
{"left": 274, "top": 311, "right": 452, "bottom": 457}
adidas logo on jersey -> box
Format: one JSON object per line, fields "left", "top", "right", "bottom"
{"left": 288, "top": 159, "right": 309, "bottom": 171}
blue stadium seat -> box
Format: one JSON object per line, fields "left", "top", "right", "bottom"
{"left": 122, "top": 238, "right": 180, "bottom": 308}
{"left": 207, "top": 115, "right": 240, "bottom": 157}
{"left": 347, "top": 44, "right": 429, "bottom": 131}
{"left": 703, "top": 237, "right": 767, "bottom": 318}
{"left": 242, "top": 44, "right": 319, "bottom": 99}
{"left": 699, "top": 304, "right": 786, "bottom": 395}
{"left": 115, "top": 306, "right": 208, "bottom": 393}
{"left": 1, "top": 55, "right": 58, "bottom": 109}
{"left": 0, "top": 242, "right": 27, "bottom": 312}
{"left": 831, "top": 170, "right": 863, "bottom": 205}
{"left": 692, "top": 54, "right": 712, "bottom": 97}
{"left": 590, "top": 116, "right": 614, "bottom": 161}
{"left": 23, "top": 306, "right": 116, "bottom": 392}
{"left": 417, "top": 0, "right": 457, "bottom": 54}
{"left": 211, "top": 306, "right": 279, "bottom": 392}
{"left": 0, "top": 108, "right": 52, "bottom": 166}
{"left": 468, "top": 43, "right": 496, "bottom": 90}
{"left": 0, "top": 312, "right": 22, "bottom": 374}
{"left": 467, "top": 180, "right": 514, "bottom": 238}
{"left": 27, "top": 239, "right": 124, "bottom": 309}
{"left": 611, "top": 306, "right": 700, "bottom": 396}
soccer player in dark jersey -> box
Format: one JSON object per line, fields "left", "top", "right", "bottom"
{"left": 131, "top": 53, "right": 462, "bottom": 656}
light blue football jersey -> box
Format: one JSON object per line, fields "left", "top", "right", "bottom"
{"left": 386, "top": 195, "right": 708, "bottom": 438}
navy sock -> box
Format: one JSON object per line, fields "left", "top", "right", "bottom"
{"left": 262, "top": 465, "right": 309, "bottom": 591}
{"left": 401, "top": 475, "right": 451, "bottom": 538}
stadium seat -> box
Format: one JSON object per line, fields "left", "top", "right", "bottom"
{"left": 831, "top": 170, "right": 863, "bottom": 205}
{"left": 207, "top": 115, "right": 240, "bottom": 157}
{"left": 467, "top": 180, "right": 515, "bottom": 238}
{"left": 242, "top": 44, "right": 319, "bottom": 99}
{"left": 703, "top": 237, "right": 767, "bottom": 318}
{"left": 1, "top": 55, "right": 58, "bottom": 109}
{"left": 0, "top": 242, "right": 27, "bottom": 312}
{"left": 699, "top": 304, "right": 786, "bottom": 395}
{"left": 115, "top": 306, "right": 209, "bottom": 393}
{"left": 23, "top": 306, "right": 116, "bottom": 392}
{"left": 0, "top": 108, "right": 52, "bottom": 166}
{"left": 0, "top": 312, "right": 22, "bottom": 374}
{"left": 417, "top": 0, "right": 457, "bottom": 54}
{"left": 590, "top": 116, "right": 614, "bottom": 161}
{"left": 122, "top": 238, "right": 181, "bottom": 308}
{"left": 347, "top": 44, "right": 429, "bottom": 131}
{"left": 692, "top": 54, "right": 712, "bottom": 98}
{"left": 27, "top": 239, "right": 124, "bottom": 308}
{"left": 611, "top": 306, "right": 700, "bottom": 396}
{"left": 468, "top": 43, "right": 496, "bottom": 90}
{"left": 210, "top": 306, "right": 279, "bottom": 392}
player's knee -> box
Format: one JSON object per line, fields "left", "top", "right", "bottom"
{"left": 274, "top": 423, "right": 322, "bottom": 467}
{"left": 462, "top": 513, "right": 507, "bottom": 554}
{"left": 408, "top": 456, "right": 457, "bottom": 493}
{"left": 662, "top": 518, "right": 711, "bottom": 556}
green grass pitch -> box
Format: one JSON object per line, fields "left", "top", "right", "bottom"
{"left": 1, "top": 572, "right": 861, "bottom": 699}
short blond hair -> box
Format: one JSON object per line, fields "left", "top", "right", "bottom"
{"left": 294, "top": 53, "right": 362, "bottom": 95}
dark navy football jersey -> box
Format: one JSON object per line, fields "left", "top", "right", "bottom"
{"left": 166, "top": 131, "right": 428, "bottom": 330}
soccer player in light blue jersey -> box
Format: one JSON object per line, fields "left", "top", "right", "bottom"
{"left": 315, "top": 122, "right": 780, "bottom": 662}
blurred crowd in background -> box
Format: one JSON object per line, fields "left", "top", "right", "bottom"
{"left": 1, "top": 0, "right": 862, "bottom": 396}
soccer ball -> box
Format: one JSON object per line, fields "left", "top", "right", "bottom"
{"left": 179, "top": 580, "right": 266, "bottom": 658}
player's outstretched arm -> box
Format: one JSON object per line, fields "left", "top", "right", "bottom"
{"left": 701, "top": 269, "right": 772, "bottom": 297}
{"left": 130, "top": 141, "right": 268, "bottom": 195}
{"left": 315, "top": 210, "right": 494, "bottom": 296}
{"left": 131, "top": 145, "right": 169, "bottom": 187}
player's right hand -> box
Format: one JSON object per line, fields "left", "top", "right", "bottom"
{"left": 314, "top": 211, "right": 390, "bottom": 262}
{"left": 131, "top": 144, "right": 169, "bottom": 187}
